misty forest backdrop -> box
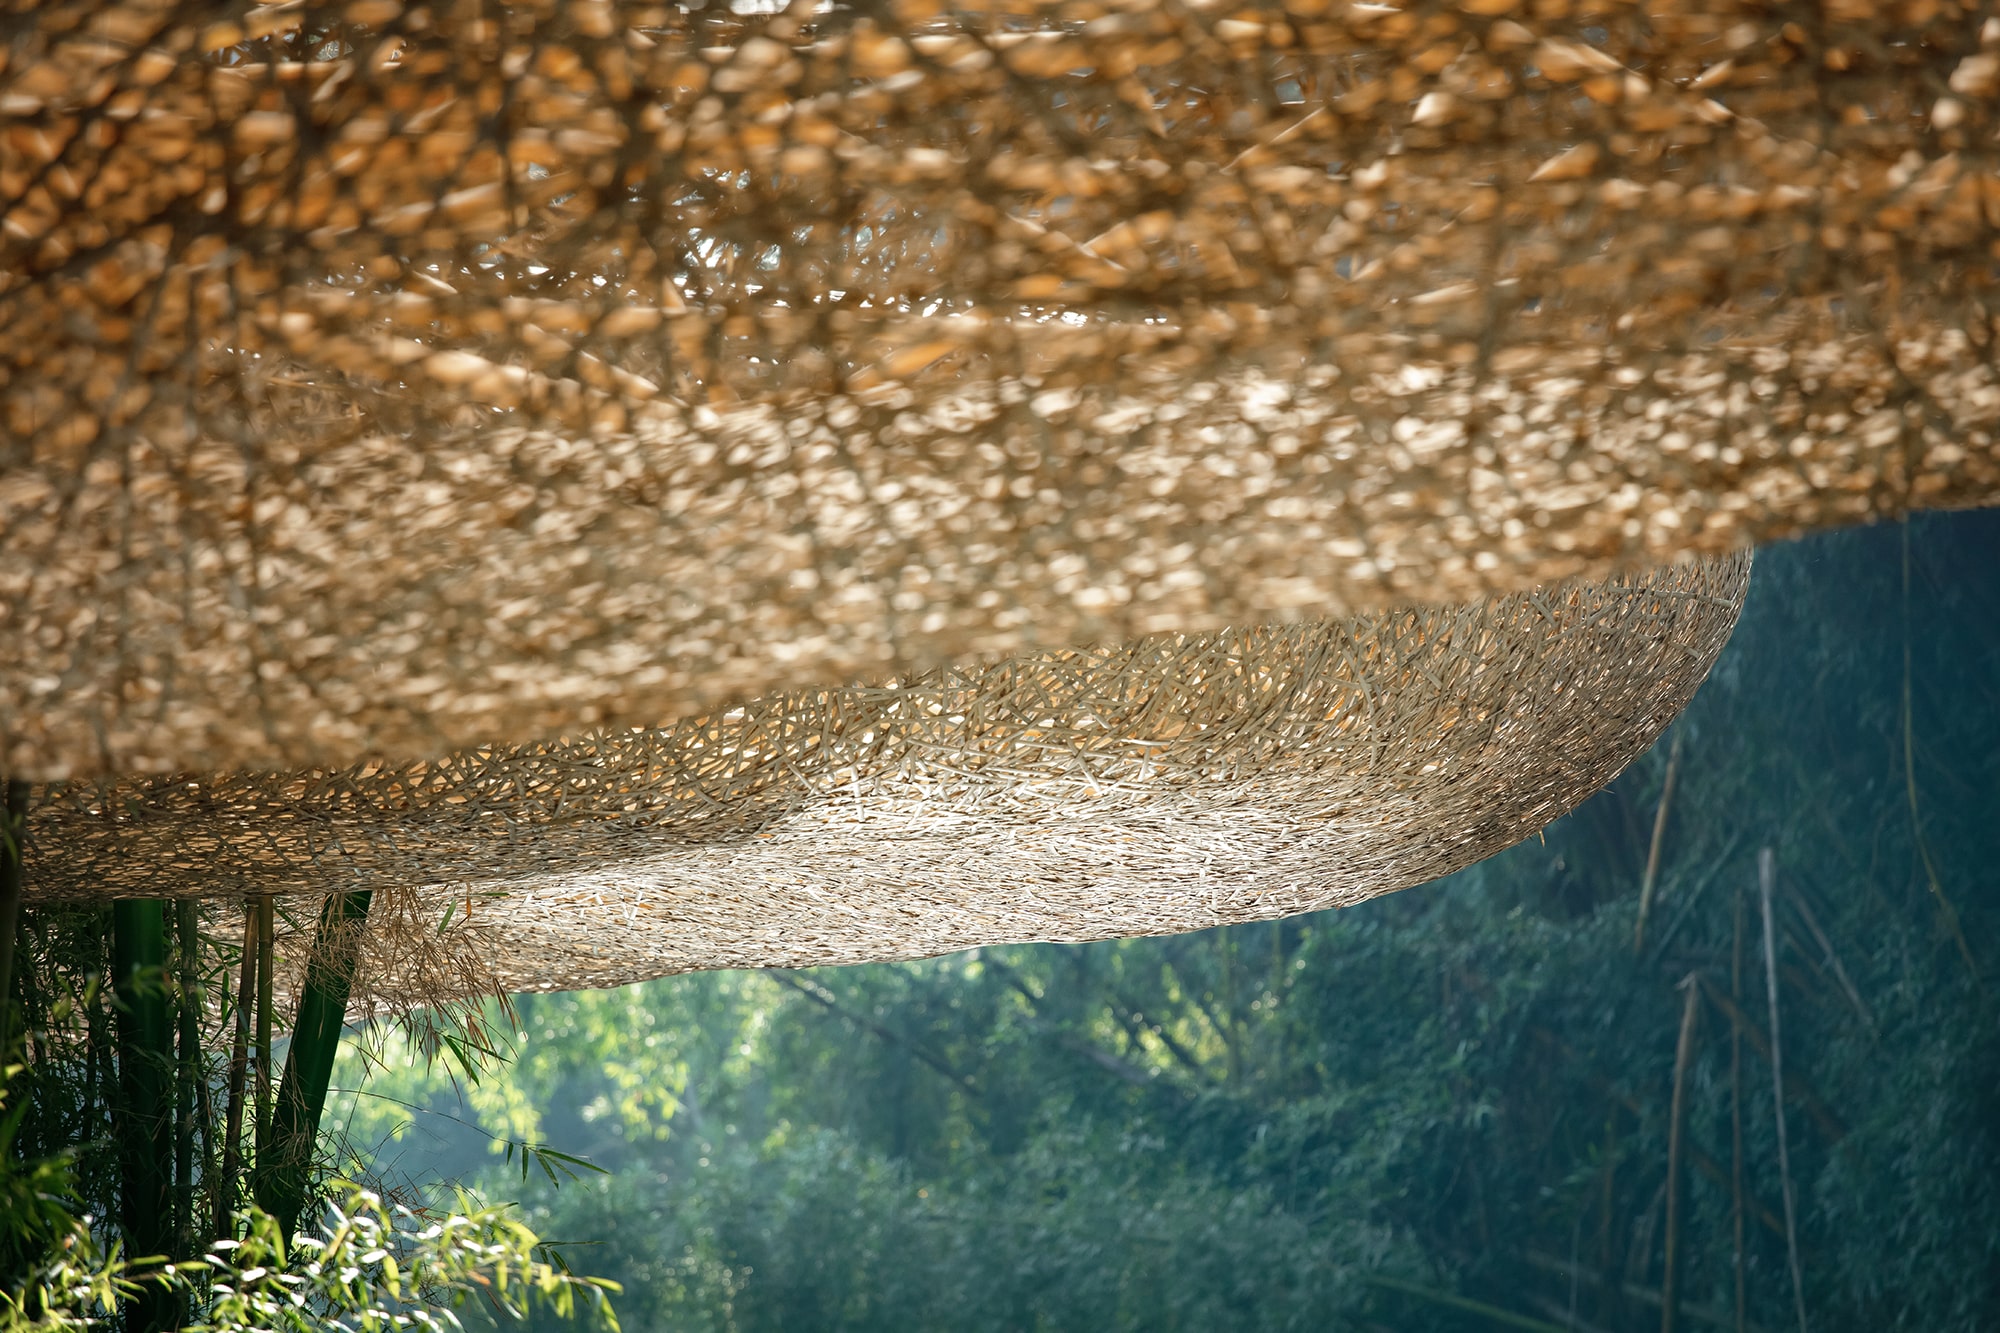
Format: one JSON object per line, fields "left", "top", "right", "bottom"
{"left": 330, "top": 511, "right": 2000, "bottom": 1331}
{"left": 8, "top": 510, "right": 1998, "bottom": 1332}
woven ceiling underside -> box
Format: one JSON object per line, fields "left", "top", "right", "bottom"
{"left": 1, "top": 0, "right": 1995, "bottom": 780}
{"left": 26, "top": 556, "right": 1746, "bottom": 995}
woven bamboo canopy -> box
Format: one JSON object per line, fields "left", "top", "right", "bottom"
{"left": 28, "top": 556, "right": 1746, "bottom": 996}
{"left": 2, "top": 0, "right": 1996, "bottom": 783}
{"left": 2, "top": 0, "right": 1994, "bottom": 991}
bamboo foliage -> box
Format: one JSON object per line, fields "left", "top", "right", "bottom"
{"left": 1694, "top": 978, "right": 1847, "bottom": 1145}
{"left": 7, "top": 853, "right": 515, "bottom": 1319}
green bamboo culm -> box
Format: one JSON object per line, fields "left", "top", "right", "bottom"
{"left": 112, "top": 898, "right": 180, "bottom": 1333}
{"left": 173, "top": 898, "right": 201, "bottom": 1261}
{"left": 0, "top": 779, "right": 26, "bottom": 1053}
{"left": 255, "top": 890, "right": 373, "bottom": 1245}
{"left": 255, "top": 893, "right": 274, "bottom": 1142}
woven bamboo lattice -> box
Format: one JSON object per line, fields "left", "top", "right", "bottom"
{"left": 24, "top": 555, "right": 1745, "bottom": 996}
{"left": 2, "top": 0, "right": 1996, "bottom": 782}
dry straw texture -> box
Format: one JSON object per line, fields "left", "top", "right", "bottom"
{"left": 27, "top": 555, "right": 1745, "bottom": 997}
{"left": 1, "top": 0, "right": 1995, "bottom": 780}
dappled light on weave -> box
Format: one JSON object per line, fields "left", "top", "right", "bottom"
{"left": 1, "top": 0, "right": 1994, "bottom": 779}
{"left": 27, "top": 556, "right": 1746, "bottom": 995}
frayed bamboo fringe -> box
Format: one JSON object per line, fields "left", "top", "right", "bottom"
{"left": 23, "top": 560, "right": 1750, "bottom": 1000}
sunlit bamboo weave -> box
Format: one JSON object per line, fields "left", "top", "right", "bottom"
{"left": 25, "top": 555, "right": 1745, "bottom": 995}
{"left": 1, "top": 0, "right": 1994, "bottom": 780}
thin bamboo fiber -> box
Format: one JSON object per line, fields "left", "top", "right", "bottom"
{"left": 25, "top": 556, "right": 1745, "bottom": 999}
{"left": 1, "top": 0, "right": 1995, "bottom": 781}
